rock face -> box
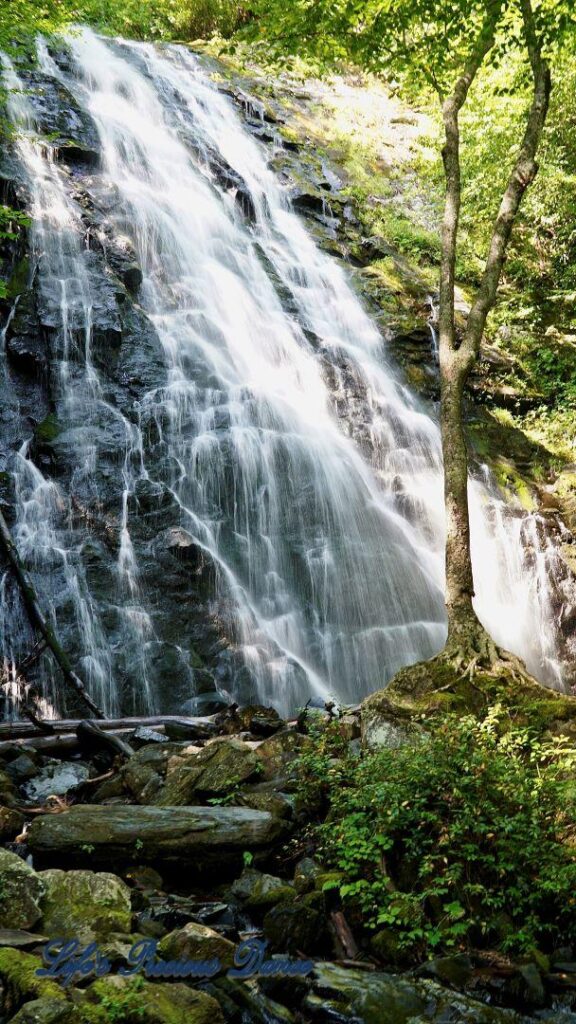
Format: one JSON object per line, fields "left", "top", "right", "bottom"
{"left": 0, "top": 850, "right": 45, "bottom": 930}
{"left": 38, "top": 869, "right": 132, "bottom": 941}
{"left": 26, "top": 804, "right": 286, "bottom": 868}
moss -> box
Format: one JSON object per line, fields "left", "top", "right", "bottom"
{"left": 6, "top": 256, "right": 30, "bottom": 299}
{"left": 77, "top": 977, "right": 223, "bottom": 1024}
{"left": 373, "top": 656, "right": 576, "bottom": 736}
{"left": 0, "top": 950, "right": 63, "bottom": 1014}
{"left": 34, "top": 414, "right": 62, "bottom": 445}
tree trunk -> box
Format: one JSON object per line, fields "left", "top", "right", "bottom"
{"left": 437, "top": 0, "right": 551, "bottom": 652}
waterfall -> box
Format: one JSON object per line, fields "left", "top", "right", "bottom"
{"left": 0, "top": 28, "right": 568, "bottom": 717}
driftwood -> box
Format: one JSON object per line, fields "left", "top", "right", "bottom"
{"left": 0, "top": 510, "right": 104, "bottom": 719}
{"left": 330, "top": 910, "right": 360, "bottom": 960}
{"left": 0, "top": 714, "right": 215, "bottom": 740}
{"left": 0, "top": 715, "right": 215, "bottom": 755}
{"left": 77, "top": 718, "right": 135, "bottom": 759}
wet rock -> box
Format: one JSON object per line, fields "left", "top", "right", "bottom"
{"left": 38, "top": 869, "right": 132, "bottom": 942}
{"left": 23, "top": 762, "right": 90, "bottom": 803}
{"left": 0, "top": 850, "right": 45, "bottom": 930}
{"left": 416, "top": 953, "right": 473, "bottom": 988}
{"left": 26, "top": 804, "right": 286, "bottom": 868}
{"left": 124, "top": 865, "right": 164, "bottom": 891}
{"left": 157, "top": 739, "right": 261, "bottom": 804}
{"left": 158, "top": 921, "right": 235, "bottom": 968}
{"left": 0, "top": 805, "right": 25, "bottom": 841}
{"left": 80, "top": 975, "right": 224, "bottom": 1024}
{"left": 231, "top": 868, "right": 296, "bottom": 913}
{"left": 263, "top": 894, "right": 329, "bottom": 956}
{"left": 305, "top": 962, "right": 528, "bottom": 1023}
{"left": 360, "top": 690, "right": 421, "bottom": 749}
{"left": 7, "top": 998, "right": 80, "bottom": 1024}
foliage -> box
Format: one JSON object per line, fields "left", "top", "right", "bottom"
{"left": 296, "top": 708, "right": 576, "bottom": 957}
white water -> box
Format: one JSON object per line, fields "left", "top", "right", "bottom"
{"left": 0, "top": 29, "right": 567, "bottom": 715}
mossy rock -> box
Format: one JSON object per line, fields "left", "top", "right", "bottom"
{"left": 263, "top": 894, "right": 329, "bottom": 956}
{"left": 34, "top": 415, "right": 62, "bottom": 445}
{"left": 0, "top": 950, "right": 63, "bottom": 1018}
{"left": 38, "top": 870, "right": 132, "bottom": 942}
{"left": 361, "top": 653, "right": 576, "bottom": 746}
{"left": 77, "top": 976, "right": 224, "bottom": 1024}
{"left": 230, "top": 868, "right": 296, "bottom": 913}
{"left": 254, "top": 730, "right": 313, "bottom": 781}
{"left": 9, "top": 998, "right": 81, "bottom": 1024}
{"left": 157, "top": 740, "right": 261, "bottom": 805}
{"left": 0, "top": 850, "right": 45, "bottom": 930}
{"left": 158, "top": 921, "right": 235, "bottom": 968}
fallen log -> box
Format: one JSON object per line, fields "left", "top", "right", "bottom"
{"left": 0, "top": 509, "right": 104, "bottom": 719}
{"left": 77, "top": 718, "right": 135, "bottom": 759}
{"left": 26, "top": 803, "right": 287, "bottom": 870}
{"left": 0, "top": 714, "right": 215, "bottom": 740}
{"left": 0, "top": 727, "right": 136, "bottom": 757}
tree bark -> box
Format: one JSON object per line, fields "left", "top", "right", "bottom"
{"left": 438, "top": 0, "right": 551, "bottom": 648}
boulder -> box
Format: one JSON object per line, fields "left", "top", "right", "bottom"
{"left": 0, "top": 805, "right": 25, "bottom": 841}
{"left": 263, "top": 894, "right": 329, "bottom": 956}
{"left": 254, "top": 730, "right": 312, "bottom": 781}
{"left": 80, "top": 975, "right": 224, "bottom": 1024}
{"left": 293, "top": 857, "right": 322, "bottom": 894}
{"left": 0, "top": 950, "right": 62, "bottom": 1016}
{"left": 26, "top": 805, "right": 286, "bottom": 868}
{"left": 8, "top": 999, "right": 80, "bottom": 1024}
{"left": 214, "top": 705, "right": 284, "bottom": 737}
{"left": 38, "top": 869, "right": 132, "bottom": 942}
{"left": 0, "top": 769, "right": 19, "bottom": 807}
{"left": 231, "top": 869, "right": 296, "bottom": 913}
{"left": 0, "top": 850, "right": 45, "bottom": 930}
{"left": 121, "top": 744, "right": 181, "bottom": 803}
{"left": 156, "top": 740, "right": 261, "bottom": 805}
{"left": 158, "top": 922, "right": 235, "bottom": 967}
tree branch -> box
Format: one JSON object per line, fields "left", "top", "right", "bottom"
{"left": 462, "top": 0, "right": 551, "bottom": 362}
{"left": 438, "top": 0, "right": 504, "bottom": 367}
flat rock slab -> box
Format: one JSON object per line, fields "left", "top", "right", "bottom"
{"left": 26, "top": 804, "right": 286, "bottom": 869}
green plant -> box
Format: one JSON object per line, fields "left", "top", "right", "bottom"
{"left": 296, "top": 706, "right": 576, "bottom": 958}
{"left": 100, "top": 977, "right": 146, "bottom": 1023}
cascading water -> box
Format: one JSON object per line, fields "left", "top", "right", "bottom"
{"left": 0, "top": 28, "right": 569, "bottom": 717}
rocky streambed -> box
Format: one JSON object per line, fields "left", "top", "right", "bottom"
{"left": 1, "top": 704, "right": 576, "bottom": 1024}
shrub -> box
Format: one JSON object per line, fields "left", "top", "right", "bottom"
{"left": 296, "top": 706, "right": 576, "bottom": 958}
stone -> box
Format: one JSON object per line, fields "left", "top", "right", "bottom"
{"left": 158, "top": 921, "right": 235, "bottom": 967}
{"left": 5, "top": 754, "right": 38, "bottom": 784}
{"left": 162, "top": 720, "right": 218, "bottom": 742}
{"left": 156, "top": 739, "right": 261, "bottom": 804}
{"left": 0, "top": 769, "right": 19, "bottom": 807}
{"left": 293, "top": 857, "right": 322, "bottom": 895}
{"left": 236, "top": 790, "right": 293, "bottom": 819}
{"left": 80, "top": 976, "right": 224, "bottom": 1024}
{"left": 27, "top": 804, "right": 286, "bottom": 868}
{"left": 8, "top": 999, "right": 80, "bottom": 1024}
{"left": 416, "top": 953, "right": 473, "bottom": 988}
{"left": 0, "top": 930, "right": 48, "bottom": 949}
{"left": 263, "top": 895, "right": 328, "bottom": 956}
{"left": 0, "top": 805, "right": 25, "bottom": 841}
{"left": 132, "top": 727, "right": 167, "bottom": 746}
{"left": 121, "top": 744, "right": 180, "bottom": 804}
{"left": 0, "top": 950, "right": 62, "bottom": 1015}
{"left": 231, "top": 869, "right": 296, "bottom": 913}
{"left": 23, "top": 762, "right": 90, "bottom": 803}
{"left": 215, "top": 705, "right": 283, "bottom": 737}
{"left": 254, "top": 730, "right": 312, "bottom": 781}
{"left": 0, "top": 850, "right": 45, "bottom": 930}
{"left": 39, "top": 869, "right": 132, "bottom": 942}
